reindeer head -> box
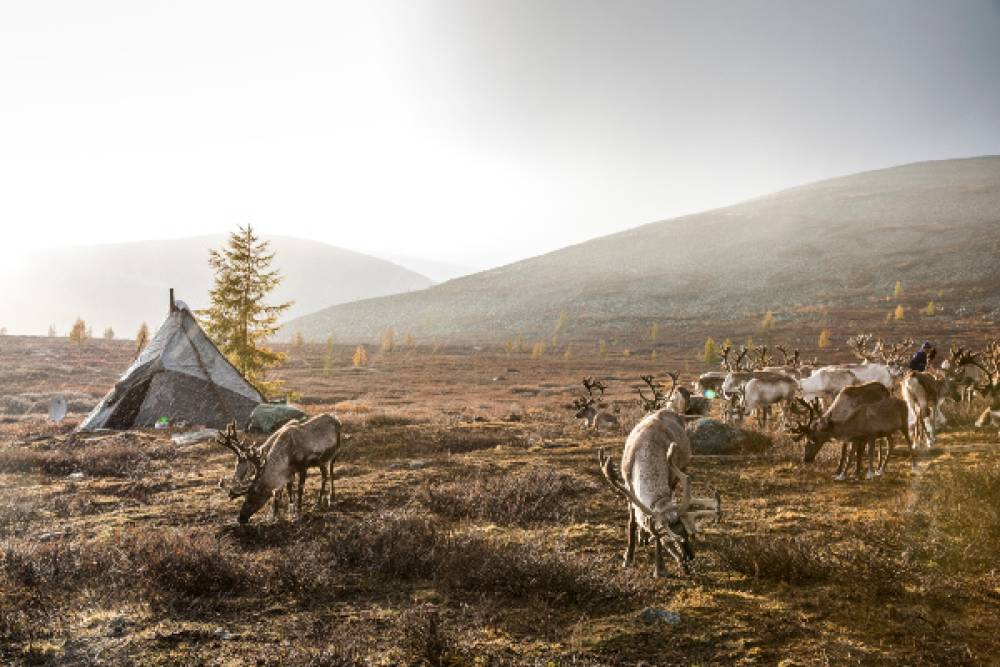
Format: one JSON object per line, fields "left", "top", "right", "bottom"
{"left": 216, "top": 421, "right": 266, "bottom": 504}
{"left": 572, "top": 377, "right": 606, "bottom": 418}
{"left": 598, "top": 445, "right": 697, "bottom": 557}
{"left": 787, "top": 398, "right": 831, "bottom": 462}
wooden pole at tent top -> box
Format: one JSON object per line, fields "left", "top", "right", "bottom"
{"left": 169, "top": 288, "right": 176, "bottom": 313}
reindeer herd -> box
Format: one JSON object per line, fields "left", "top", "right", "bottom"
{"left": 580, "top": 335, "right": 1000, "bottom": 576}
{"left": 206, "top": 334, "right": 1000, "bottom": 579}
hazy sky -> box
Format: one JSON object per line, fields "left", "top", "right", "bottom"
{"left": 2, "top": 1, "right": 999, "bottom": 273}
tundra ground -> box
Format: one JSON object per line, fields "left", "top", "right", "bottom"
{"left": 1, "top": 335, "right": 999, "bottom": 666}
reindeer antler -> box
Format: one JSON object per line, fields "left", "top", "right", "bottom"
{"left": 847, "top": 334, "right": 876, "bottom": 362}
{"left": 582, "top": 377, "right": 607, "bottom": 400}
{"left": 637, "top": 375, "right": 665, "bottom": 412}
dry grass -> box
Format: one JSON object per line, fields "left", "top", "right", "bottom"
{"left": 416, "top": 465, "right": 595, "bottom": 525}
{"left": 2, "top": 334, "right": 1000, "bottom": 664}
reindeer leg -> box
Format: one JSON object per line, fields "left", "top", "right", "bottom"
{"left": 878, "top": 435, "right": 892, "bottom": 476}
{"left": 866, "top": 438, "right": 876, "bottom": 480}
{"left": 834, "top": 442, "right": 849, "bottom": 481}
{"left": 318, "top": 461, "right": 331, "bottom": 509}
{"left": 854, "top": 441, "right": 864, "bottom": 480}
{"left": 654, "top": 536, "right": 667, "bottom": 578}
{"left": 624, "top": 507, "right": 637, "bottom": 567}
{"left": 296, "top": 469, "right": 306, "bottom": 515}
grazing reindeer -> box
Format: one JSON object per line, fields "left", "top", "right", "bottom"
{"left": 218, "top": 413, "right": 343, "bottom": 524}
{"left": 572, "top": 377, "right": 619, "bottom": 432}
{"left": 598, "top": 408, "right": 721, "bottom": 577}
{"left": 789, "top": 389, "right": 912, "bottom": 479}
{"left": 637, "top": 373, "right": 677, "bottom": 412}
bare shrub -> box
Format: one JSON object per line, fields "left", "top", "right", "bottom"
{"left": 397, "top": 605, "right": 457, "bottom": 667}
{"left": 905, "top": 461, "right": 1000, "bottom": 572}
{"left": 715, "top": 533, "right": 834, "bottom": 585}
{"left": 417, "top": 466, "right": 594, "bottom": 525}
{"left": 0, "top": 437, "right": 177, "bottom": 478}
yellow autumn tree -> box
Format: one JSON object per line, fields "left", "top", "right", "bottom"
{"left": 69, "top": 318, "right": 87, "bottom": 345}
{"left": 894, "top": 281, "right": 904, "bottom": 298}
{"left": 761, "top": 311, "right": 775, "bottom": 330}
{"left": 102, "top": 327, "right": 114, "bottom": 340}
{"left": 818, "top": 328, "right": 831, "bottom": 349}
{"left": 702, "top": 337, "right": 719, "bottom": 363}
{"left": 923, "top": 301, "right": 936, "bottom": 316}
{"left": 352, "top": 345, "right": 368, "bottom": 367}
{"left": 894, "top": 304, "right": 905, "bottom": 321}
{"left": 380, "top": 328, "right": 396, "bottom": 353}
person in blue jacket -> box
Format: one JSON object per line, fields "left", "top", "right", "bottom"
{"left": 908, "top": 341, "right": 935, "bottom": 372}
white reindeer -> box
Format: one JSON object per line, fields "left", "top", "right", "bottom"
{"left": 597, "top": 409, "right": 721, "bottom": 577}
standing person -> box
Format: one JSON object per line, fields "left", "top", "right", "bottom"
{"left": 909, "top": 341, "right": 935, "bottom": 372}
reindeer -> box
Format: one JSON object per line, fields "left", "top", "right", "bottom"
{"left": 789, "top": 388, "right": 912, "bottom": 480}
{"left": 694, "top": 371, "right": 727, "bottom": 396}
{"left": 597, "top": 408, "right": 721, "bottom": 577}
{"left": 742, "top": 373, "right": 798, "bottom": 430}
{"left": 940, "top": 346, "right": 988, "bottom": 403}
{"left": 902, "top": 370, "right": 961, "bottom": 448}
{"left": 572, "top": 377, "right": 620, "bottom": 432}
{"left": 217, "top": 413, "right": 343, "bottom": 524}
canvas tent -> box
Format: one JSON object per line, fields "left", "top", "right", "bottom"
{"left": 79, "top": 293, "right": 263, "bottom": 431}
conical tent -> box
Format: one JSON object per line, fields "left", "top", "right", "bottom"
{"left": 79, "top": 300, "right": 262, "bottom": 431}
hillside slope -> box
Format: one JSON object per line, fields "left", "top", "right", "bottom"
{"left": 284, "top": 156, "right": 1000, "bottom": 343}
{"left": 0, "top": 235, "right": 432, "bottom": 336}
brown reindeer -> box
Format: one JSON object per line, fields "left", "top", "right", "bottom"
{"left": 218, "top": 413, "right": 343, "bottom": 524}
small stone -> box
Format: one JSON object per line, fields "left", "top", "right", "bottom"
{"left": 67, "top": 472, "right": 85, "bottom": 480}
{"left": 107, "top": 616, "right": 127, "bottom": 637}
{"left": 213, "top": 627, "right": 233, "bottom": 640}
{"left": 639, "top": 607, "right": 681, "bottom": 625}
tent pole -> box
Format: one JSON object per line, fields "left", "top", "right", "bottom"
{"left": 169, "top": 288, "right": 176, "bottom": 313}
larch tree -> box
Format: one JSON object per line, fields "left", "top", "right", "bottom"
{"left": 135, "top": 322, "right": 150, "bottom": 355}
{"left": 102, "top": 327, "right": 115, "bottom": 340}
{"left": 818, "top": 328, "right": 831, "bottom": 349}
{"left": 69, "top": 318, "right": 87, "bottom": 345}
{"left": 201, "top": 225, "right": 292, "bottom": 396}
{"left": 702, "top": 337, "right": 719, "bottom": 363}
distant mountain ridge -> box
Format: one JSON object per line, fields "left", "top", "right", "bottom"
{"left": 283, "top": 156, "right": 1000, "bottom": 343}
{"left": 0, "top": 235, "right": 433, "bottom": 336}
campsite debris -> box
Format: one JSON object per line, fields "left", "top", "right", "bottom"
{"left": 78, "top": 292, "right": 263, "bottom": 431}
{"left": 248, "top": 402, "right": 306, "bottom": 434}
{"left": 67, "top": 472, "right": 85, "bottom": 480}
{"left": 639, "top": 608, "right": 682, "bottom": 625}
{"left": 171, "top": 429, "right": 219, "bottom": 446}
{"left": 48, "top": 395, "right": 68, "bottom": 422}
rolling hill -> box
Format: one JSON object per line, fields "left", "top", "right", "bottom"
{"left": 0, "top": 235, "right": 433, "bottom": 337}
{"left": 284, "top": 156, "right": 1000, "bottom": 343}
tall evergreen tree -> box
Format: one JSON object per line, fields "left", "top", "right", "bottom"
{"left": 201, "top": 225, "right": 292, "bottom": 395}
